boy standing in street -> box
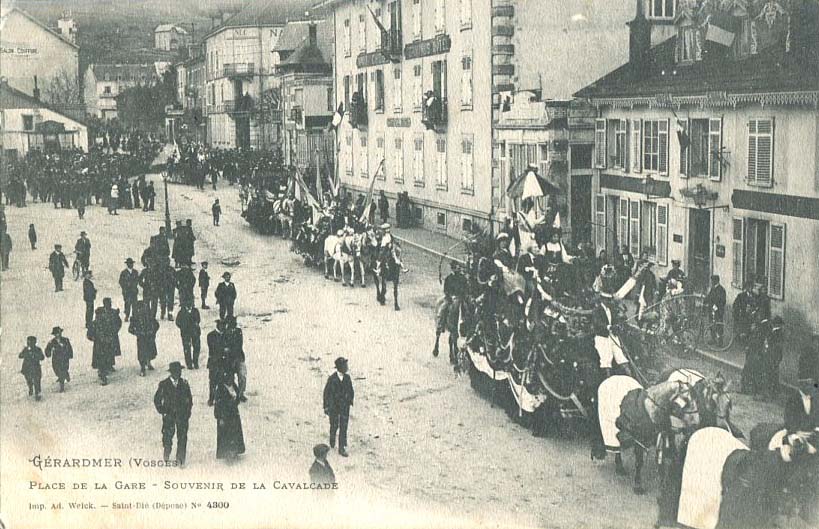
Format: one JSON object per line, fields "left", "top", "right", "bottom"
{"left": 19, "top": 336, "right": 44, "bottom": 400}
{"left": 212, "top": 199, "right": 222, "bottom": 227}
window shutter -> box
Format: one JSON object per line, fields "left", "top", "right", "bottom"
{"left": 595, "top": 194, "right": 606, "bottom": 252}
{"left": 393, "top": 69, "right": 402, "bottom": 112}
{"left": 437, "top": 137, "right": 447, "bottom": 188}
{"left": 360, "top": 134, "right": 369, "bottom": 179}
{"left": 594, "top": 119, "right": 607, "bottom": 169}
{"left": 659, "top": 119, "right": 669, "bottom": 175}
{"left": 679, "top": 119, "right": 689, "bottom": 178}
{"left": 657, "top": 204, "right": 668, "bottom": 266}
{"left": 460, "top": 55, "right": 473, "bottom": 107}
{"left": 757, "top": 118, "right": 773, "bottom": 186}
{"left": 709, "top": 117, "right": 723, "bottom": 181}
{"left": 747, "top": 120, "right": 757, "bottom": 185}
{"left": 377, "top": 135, "right": 386, "bottom": 180}
{"left": 618, "top": 197, "right": 629, "bottom": 251}
{"left": 394, "top": 135, "right": 404, "bottom": 183}
{"left": 768, "top": 223, "right": 785, "bottom": 299}
{"left": 629, "top": 200, "right": 641, "bottom": 257}
{"left": 631, "top": 119, "right": 642, "bottom": 173}
{"left": 413, "top": 0, "right": 422, "bottom": 40}
{"left": 731, "top": 217, "right": 744, "bottom": 288}
{"left": 619, "top": 118, "right": 628, "bottom": 169}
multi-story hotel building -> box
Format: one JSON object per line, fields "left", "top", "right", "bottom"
{"left": 576, "top": 0, "right": 819, "bottom": 338}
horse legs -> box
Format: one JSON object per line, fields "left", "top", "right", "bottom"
{"left": 334, "top": 260, "right": 341, "bottom": 282}
{"left": 358, "top": 260, "right": 367, "bottom": 287}
{"left": 633, "top": 447, "right": 646, "bottom": 495}
{"left": 615, "top": 452, "right": 627, "bottom": 475}
{"left": 324, "top": 257, "right": 330, "bottom": 279}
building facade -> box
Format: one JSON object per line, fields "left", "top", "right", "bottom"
{"left": 0, "top": 9, "right": 80, "bottom": 101}
{"left": 276, "top": 21, "right": 335, "bottom": 170}
{"left": 154, "top": 24, "right": 192, "bottom": 51}
{"left": 1, "top": 81, "right": 89, "bottom": 156}
{"left": 83, "top": 64, "right": 159, "bottom": 120}
{"left": 576, "top": 0, "right": 819, "bottom": 337}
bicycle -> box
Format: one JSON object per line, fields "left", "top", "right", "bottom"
{"left": 72, "top": 252, "right": 82, "bottom": 281}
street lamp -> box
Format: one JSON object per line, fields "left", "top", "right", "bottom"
{"left": 162, "top": 170, "right": 173, "bottom": 239}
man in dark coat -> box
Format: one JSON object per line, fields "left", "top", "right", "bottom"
{"left": 215, "top": 272, "right": 237, "bottom": 320}
{"left": 159, "top": 261, "right": 177, "bottom": 321}
{"left": 153, "top": 362, "right": 193, "bottom": 466}
{"left": 74, "top": 231, "right": 91, "bottom": 274}
{"left": 146, "top": 182, "right": 156, "bottom": 211}
{"left": 704, "top": 274, "right": 727, "bottom": 346}
{"left": 206, "top": 319, "right": 229, "bottom": 406}
{"left": 224, "top": 316, "right": 247, "bottom": 402}
{"left": 199, "top": 261, "right": 210, "bottom": 309}
{"left": 377, "top": 190, "right": 389, "bottom": 223}
{"left": 82, "top": 270, "right": 97, "bottom": 328}
{"left": 119, "top": 257, "right": 140, "bottom": 321}
{"left": 90, "top": 298, "right": 122, "bottom": 385}
{"left": 732, "top": 281, "right": 756, "bottom": 343}
{"left": 48, "top": 244, "right": 69, "bottom": 292}
{"left": 132, "top": 180, "right": 141, "bottom": 210}
{"left": 176, "top": 303, "right": 201, "bottom": 369}
{"left": 19, "top": 336, "right": 44, "bottom": 400}
{"left": 129, "top": 301, "right": 159, "bottom": 376}
{"left": 150, "top": 227, "right": 170, "bottom": 261}
{"left": 176, "top": 264, "right": 196, "bottom": 308}
{"left": 0, "top": 230, "right": 11, "bottom": 270}
{"left": 212, "top": 199, "right": 221, "bottom": 227}
{"left": 323, "top": 357, "right": 354, "bottom": 457}
{"left": 309, "top": 444, "right": 336, "bottom": 486}
{"left": 44, "top": 326, "right": 73, "bottom": 392}
{"left": 139, "top": 260, "right": 163, "bottom": 319}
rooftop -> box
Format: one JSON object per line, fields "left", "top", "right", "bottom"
{"left": 155, "top": 24, "right": 188, "bottom": 34}
{"left": 208, "top": 0, "right": 315, "bottom": 35}
{"left": 0, "top": 7, "right": 79, "bottom": 50}
{"left": 0, "top": 81, "right": 88, "bottom": 126}
{"left": 89, "top": 64, "right": 159, "bottom": 83}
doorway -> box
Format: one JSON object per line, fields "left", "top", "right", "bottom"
{"left": 570, "top": 174, "right": 591, "bottom": 247}
{"left": 235, "top": 117, "right": 250, "bottom": 149}
{"left": 688, "top": 208, "right": 711, "bottom": 292}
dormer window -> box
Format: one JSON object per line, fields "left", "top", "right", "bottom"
{"left": 649, "top": 0, "right": 675, "bottom": 20}
{"left": 677, "top": 26, "right": 700, "bottom": 63}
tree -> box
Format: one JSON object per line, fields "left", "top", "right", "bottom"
{"left": 43, "top": 68, "right": 82, "bottom": 107}
{"left": 116, "top": 72, "right": 177, "bottom": 134}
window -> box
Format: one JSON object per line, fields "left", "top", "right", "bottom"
{"left": 594, "top": 119, "right": 607, "bottom": 168}
{"left": 376, "top": 135, "right": 386, "bottom": 180}
{"left": 344, "top": 19, "right": 351, "bottom": 57}
{"left": 413, "top": 134, "right": 425, "bottom": 185}
{"left": 359, "top": 134, "right": 369, "bottom": 179}
{"left": 432, "top": 59, "right": 447, "bottom": 100}
{"left": 435, "top": 0, "right": 447, "bottom": 34}
{"left": 748, "top": 118, "right": 774, "bottom": 187}
{"left": 327, "top": 87, "right": 334, "bottom": 112}
{"left": 538, "top": 143, "right": 549, "bottom": 176}
{"left": 104, "top": 85, "right": 112, "bottom": 94}
{"left": 356, "top": 73, "right": 367, "bottom": 104}
{"left": 343, "top": 75, "right": 351, "bottom": 109}
{"left": 394, "top": 135, "right": 404, "bottom": 183}
{"left": 22, "top": 115, "right": 34, "bottom": 131}
{"left": 649, "top": 0, "right": 675, "bottom": 19}
{"left": 630, "top": 119, "right": 642, "bottom": 173}
{"left": 594, "top": 194, "right": 606, "bottom": 252}
{"left": 359, "top": 14, "right": 367, "bottom": 52}
{"left": 614, "top": 119, "right": 627, "bottom": 169}
{"left": 413, "top": 64, "right": 423, "bottom": 111}
{"left": 437, "top": 212, "right": 447, "bottom": 228}
{"left": 345, "top": 133, "right": 354, "bottom": 176}
{"left": 412, "top": 0, "right": 422, "bottom": 41}
{"left": 677, "top": 26, "right": 699, "bottom": 63}
{"left": 374, "top": 70, "right": 385, "bottom": 112}
{"left": 643, "top": 119, "right": 669, "bottom": 174}
{"left": 682, "top": 118, "right": 723, "bottom": 179}
{"left": 436, "top": 136, "right": 447, "bottom": 189}
{"left": 393, "top": 68, "right": 403, "bottom": 112}
{"left": 461, "top": 134, "right": 474, "bottom": 192}
{"left": 733, "top": 217, "right": 786, "bottom": 299}
{"left": 460, "top": 0, "right": 472, "bottom": 29}
{"left": 641, "top": 201, "right": 657, "bottom": 259}
{"left": 460, "top": 55, "right": 473, "bottom": 109}
{"left": 629, "top": 200, "right": 641, "bottom": 258}
{"left": 463, "top": 217, "right": 473, "bottom": 233}
{"left": 388, "top": 1, "right": 403, "bottom": 53}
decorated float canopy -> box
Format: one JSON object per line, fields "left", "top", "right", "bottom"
{"left": 506, "top": 165, "right": 561, "bottom": 200}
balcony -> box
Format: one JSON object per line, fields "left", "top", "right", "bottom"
{"left": 379, "top": 28, "right": 403, "bottom": 60}
{"left": 222, "top": 97, "right": 254, "bottom": 115}
{"left": 223, "top": 63, "right": 255, "bottom": 78}
{"left": 100, "top": 92, "right": 117, "bottom": 99}
{"left": 421, "top": 94, "right": 447, "bottom": 131}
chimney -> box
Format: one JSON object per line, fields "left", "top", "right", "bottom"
{"left": 308, "top": 23, "right": 318, "bottom": 48}
{"left": 33, "top": 76, "right": 41, "bottom": 101}
{"left": 628, "top": 0, "right": 652, "bottom": 69}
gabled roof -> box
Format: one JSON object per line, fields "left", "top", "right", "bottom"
{"left": 88, "top": 64, "right": 158, "bottom": 83}
{"left": 0, "top": 8, "right": 79, "bottom": 50}
{"left": 209, "top": 0, "right": 315, "bottom": 35}
{"left": 0, "top": 81, "right": 88, "bottom": 127}
{"left": 155, "top": 24, "right": 188, "bottom": 34}
{"left": 275, "top": 19, "right": 333, "bottom": 58}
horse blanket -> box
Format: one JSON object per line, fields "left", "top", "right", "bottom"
{"left": 677, "top": 427, "right": 748, "bottom": 529}
{"left": 616, "top": 388, "right": 664, "bottom": 450}
{"left": 598, "top": 375, "right": 643, "bottom": 452}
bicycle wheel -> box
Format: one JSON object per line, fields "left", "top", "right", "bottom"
{"left": 72, "top": 260, "right": 81, "bottom": 280}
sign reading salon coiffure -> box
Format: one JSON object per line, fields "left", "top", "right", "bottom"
{"left": 0, "top": 41, "right": 39, "bottom": 58}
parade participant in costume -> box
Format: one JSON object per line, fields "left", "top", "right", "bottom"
{"left": 543, "top": 226, "right": 574, "bottom": 295}
{"left": 44, "top": 326, "right": 73, "bottom": 392}
{"left": 433, "top": 261, "right": 468, "bottom": 361}
{"left": 19, "top": 336, "right": 44, "bottom": 400}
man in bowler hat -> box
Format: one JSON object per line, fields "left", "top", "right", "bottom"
{"left": 215, "top": 272, "right": 237, "bottom": 320}
{"left": 119, "top": 257, "right": 140, "bottom": 321}
{"left": 45, "top": 326, "right": 73, "bottom": 392}
{"left": 323, "top": 357, "right": 354, "bottom": 457}
{"left": 153, "top": 361, "right": 193, "bottom": 467}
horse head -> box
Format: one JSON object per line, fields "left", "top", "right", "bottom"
{"left": 700, "top": 372, "right": 743, "bottom": 438}
{"left": 647, "top": 380, "right": 701, "bottom": 433}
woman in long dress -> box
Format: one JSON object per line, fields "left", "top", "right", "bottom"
{"left": 214, "top": 371, "right": 246, "bottom": 460}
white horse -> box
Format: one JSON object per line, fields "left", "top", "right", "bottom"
{"left": 323, "top": 233, "right": 344, "bottom": 282}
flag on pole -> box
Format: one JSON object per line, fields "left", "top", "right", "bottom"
{"left": 367, "top": 5, "right": 390, "bottom": 41}
{"left": 358, "top": 159, "right": 384, "bottom": 224}
{"left": 316, "top": 154, "right": 323, "bottom": 206}
{"left": 293, "top": 170, "right": 321, "bottom": 210}
{"left": 671, "top": 108, "right": 691, "bottom": 150}
{"left": 329, "top": 102, "right": 345, "bottom": 131}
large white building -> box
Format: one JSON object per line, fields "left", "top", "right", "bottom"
{"left": 576, "top": 0, "right": 819, "bottom": 342}
{"left": 83, "top": 64, "right": 160, "bottom": 120}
